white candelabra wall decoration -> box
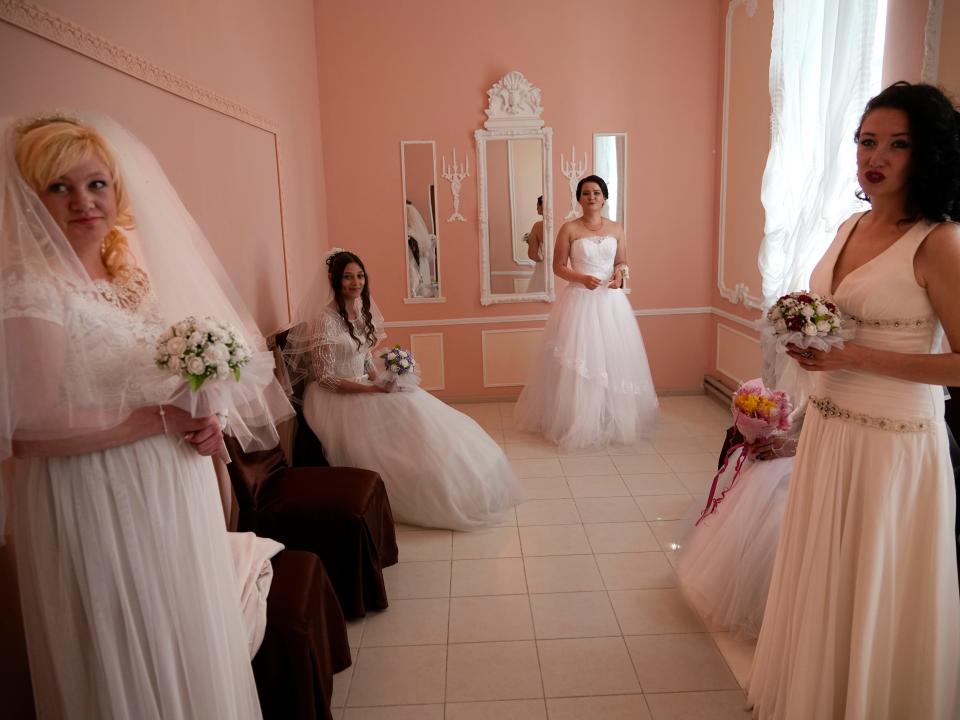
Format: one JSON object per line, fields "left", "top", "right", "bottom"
{"left": 441, "top": 148, "right": 469, "bottom": 222}
{"left": 561, "top": 146, "right": 587, "bottom": 219}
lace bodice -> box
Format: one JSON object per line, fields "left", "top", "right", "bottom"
{"left": 4, "top": 273, "right": 168, "bottom": 408}
{"left": 308, "top": 307, "right": 376, "bottom": 388}
{"left": 570, "top": 235, "right": 617, "bottom": 283}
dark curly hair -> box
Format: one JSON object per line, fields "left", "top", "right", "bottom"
{"left": 854, "top": 81, "right": 960, "bottom": 223}
{"left": 576, "top": 174, "right": 609, "bottom": 200}
{"left": 327, "top": 251, "right": 378, "bottom": 350}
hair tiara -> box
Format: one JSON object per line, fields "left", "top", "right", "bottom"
{"left": 324, "top": 247, "right": 350, "bottom": 269}
{"left": 13, "top": 110, "right": 82, "bottom": 137}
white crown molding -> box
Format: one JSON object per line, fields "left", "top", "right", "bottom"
{"left": 484, "top": 71, "right": 544, "bottom": 130}
{"left": 717, "top": 0, "right": 764, "bottom": 310}
{"left": 0, "top": 0, "right": 277, "bottom": 133}
{"left": 921, "top": 0, "right": 945, "bottom": 84}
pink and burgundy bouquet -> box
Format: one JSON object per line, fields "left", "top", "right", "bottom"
{"left": 762, "top": 291, "right": 854, "bottom": 353}
{"left": 696, "top": 379, "right": 792, "bottom": 524}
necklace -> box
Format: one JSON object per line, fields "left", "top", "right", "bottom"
{"left": 580, "top": 216, "right": 603, "bottom": 232}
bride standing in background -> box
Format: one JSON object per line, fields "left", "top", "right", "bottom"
{"left": 513, "top": 175, "right": 658, "bottom": 449}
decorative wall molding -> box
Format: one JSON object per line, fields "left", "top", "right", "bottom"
{"left": 0, "top": 0, "right": 277, "bottom": 132}
{"left": 481, "top": 327, "right": 543, "bottom": 387}
{"left": 484, "top": 71, "right": 544, "bottom": 130}
{"left": 441, "top": 147, "right": 469, "bottom": 223}
{"left": 715, "top": 323, "right": 761, "bottom": 386}
{"left": 717, "top": 0, "right": 765, "bottom": 310}
{"left": 382, "top": 305, "right": 717, "bottom": 328}
{"left": 921, "top": 0, "right": 945, "bottom": 84}
{"left": 0, "top": 0, "right": 293, "bottom": 321}
{"left": 410, "top": 332, "right": 445, "bottom": 391}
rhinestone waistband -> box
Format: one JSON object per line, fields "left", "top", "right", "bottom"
{"left": 809, "top": 395, "right": 932, "bottom": 433}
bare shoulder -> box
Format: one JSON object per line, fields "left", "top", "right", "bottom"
{"left": 918, "top": 222, "right": 960, "bottom": 264}
{"left": 607, "top": 221, "right": 626, "bottom": 240}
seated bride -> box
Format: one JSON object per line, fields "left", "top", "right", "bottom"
{"left": 283, "top": 249, "right": 522, "bottom": 530}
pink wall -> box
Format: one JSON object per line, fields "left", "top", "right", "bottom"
{"left": 315, "top": 0, "right": 722, "bottom": 397}
{"left": 1, "top": 0, "right": 329, "bottom": 332}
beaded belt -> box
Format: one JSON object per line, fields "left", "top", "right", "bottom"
{"left": 809, "top": 395, "right": 932, "bottom": 433}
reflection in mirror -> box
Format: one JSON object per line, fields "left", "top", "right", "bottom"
{"left": 477, "top": 71, "right": 554, "bottom": 305}
{"left": 486, "top": 138, "right": 545, "bottom": 295}
{"left": 401, "top": 141, "right": 442, "bottom": 302}
{"left": 593, "top": 133, "right": 627, "bottom": 234}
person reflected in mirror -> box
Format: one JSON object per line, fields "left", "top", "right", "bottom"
{"left": 283, "top": 250, "right": 522, "bottom": 530}
{"left": 748, "top": 82, "right": 960, "bottom": 719}
{"left": 405, "top": 200, "right": 436, "bottom": 297}
{"left": 523, "top": 195, "right": 546, "bottom": 293}
{"left": 512, "top": 175, "right": 658, "bottom": 449}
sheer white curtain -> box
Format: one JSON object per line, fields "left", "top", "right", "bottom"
{"left": 758, "top": 0, "right": 887, "bottom": 308}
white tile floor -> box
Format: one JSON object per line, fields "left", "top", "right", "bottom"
{"left": 330, "top": 394, "right": 757, "bottom": 720}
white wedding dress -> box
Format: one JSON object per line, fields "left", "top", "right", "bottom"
{"left": 301, "top": 306, "right": 522, "bottom": 530}
{"left": 513, "top": 235, "right": 658, "bottom": 448}
{"left": 9, "top": 279, "right": 261, "bottom": 719}
{"left": 677, "top": 454, "right": 794, "bottom": 638}
{"left": 749, "top": 214, "right": 960, "bottom": 719}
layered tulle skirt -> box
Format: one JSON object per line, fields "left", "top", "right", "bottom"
{"left": 303, "top": 383, "right": 522, "bottom": 530}
{"left": 748, "top": 407, "right": 960, "bottom": 719}
{"left": 514, "top": 285, "right": 658, "bottom": 448}
{"left": 677, "top": 454, "right": 793, "bottom": 639}
{"left": 14, "top": 435, "right": 261, "bottom": 720}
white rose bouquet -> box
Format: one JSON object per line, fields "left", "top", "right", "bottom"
{"left": 376, "top": 344, "right": 420, "bottom": 390}
{"left": 155, "top": 316, "right": 253, "bottom": 391}
{"left": 761, "top": 291, "right": 855, "bottom": 354}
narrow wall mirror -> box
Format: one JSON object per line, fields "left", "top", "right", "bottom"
{"left": 476, "top": 71, "right": 554, "bottom": 305}
{"left": 593, "top": 132, "right": 627, "bottom": 235}
{"left": 401, "top": 140, "right": 443, "bottom": 302}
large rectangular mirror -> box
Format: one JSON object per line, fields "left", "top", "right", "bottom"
{"left": 401, "top": 140, "right": 443, "bottom": 302}
{"left": 477, "top": 129, "right": 554, "bottom": 304}
{"left": 593, "top": 132, "right": 627, "bottom": 235}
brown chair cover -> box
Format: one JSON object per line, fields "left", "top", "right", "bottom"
{"left": 224, "top": 436, "right": 399, "bottom": 618}
{"left": 253, "top": 549, "right": 351, "bottom": 720}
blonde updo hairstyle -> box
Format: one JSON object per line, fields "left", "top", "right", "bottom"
{"left": 15, "top": 117, "right": 136, "bottom": 278}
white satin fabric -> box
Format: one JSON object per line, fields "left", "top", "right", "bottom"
{"left": 229, "top": 532, "right": 284, "bottom": 659}
{"left": 749, "top": 215, "right": 960, "bottom": 719}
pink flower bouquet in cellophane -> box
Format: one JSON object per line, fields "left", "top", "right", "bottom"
{"left": 731, "top": 379, "right": 791, "bottom": 443}
{"left": 695, "top": 379, "right": 792, "bottom": 525}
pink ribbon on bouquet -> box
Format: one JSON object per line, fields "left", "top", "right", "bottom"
{"left": 694, "top": 441, "right": 750, "bottom": 525}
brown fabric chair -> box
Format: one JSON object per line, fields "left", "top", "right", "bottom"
{"left": 224, "top": 436, "right": 399, "bottom": 618}
{"left": 253, "top": 549, "right": 351, "bottom": 720}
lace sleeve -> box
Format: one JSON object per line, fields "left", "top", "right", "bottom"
{"left": 2, "top": 275, "right": 66, "bottom": 324}
{"left": 309, "top": 312, "right": 342, "bottom": 391}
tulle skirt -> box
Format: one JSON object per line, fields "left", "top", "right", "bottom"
{"left": 748, "top": 410, "right": 960, "bottom": 719}
{"left": 304, "top": 382, "right": 522, "bottom": 530}
{"left": 514, "top": 285, "right": 658, "bottom": 449}
{"left": 677, "top": 454, "right": 793, "bottom": 639}
{"left": 14, "top": 434, "right": 261, "bottom": 720}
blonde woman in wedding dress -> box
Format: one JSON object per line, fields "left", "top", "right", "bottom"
{"left": 514, "top": 175, "right": 657, "bottom": 449}
{"left": 748, "top": 82, "right": 960, "bottom": 720}
{"left": 1, "top": 116, "right": 291, "bottom": 718}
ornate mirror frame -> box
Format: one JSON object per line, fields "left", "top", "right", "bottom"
{"left": 476, "top": 71, "right": 555, "bottom": 305}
